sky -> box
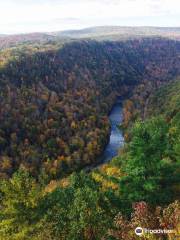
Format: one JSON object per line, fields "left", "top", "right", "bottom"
{"left": 0, "top": 0, "right": 179, "bottom": 34}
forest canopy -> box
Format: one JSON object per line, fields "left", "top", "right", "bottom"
{"left": 0, "top": 36, "right": 180, "bottom": 239}
{"left": 0, "top": 38, "right": 179, "bottom": 179}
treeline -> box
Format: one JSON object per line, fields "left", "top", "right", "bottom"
{"left": 0, "top": 38, "right": 180, "bottom": 178}
{"left": 0, "top": 169, "right": 179, "bottom": 240}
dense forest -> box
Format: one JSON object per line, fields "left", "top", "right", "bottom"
{"left": 0, "top": 37, "right": 180, "bottom": 239}
{"left": 0, "top": 38, "right": 180, "bottom": 178}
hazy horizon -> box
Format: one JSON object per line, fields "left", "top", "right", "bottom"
{"left": 0, "top": 0, "right": 180, "bottom": 34}
{"left": 1, "top": 25, "right": 180, "bottom": 36}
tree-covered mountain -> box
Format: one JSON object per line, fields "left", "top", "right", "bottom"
{"left": 0, "top": 33, "right": 59, "bottom": 49}
{"left": 0, "top": 38, "right": 179, "bottom": 179}
{"left": 55, "top": 26, "right": 180, "bottom": 41}
{"left": 1, "top": 26, "right": 180, "bottom": 49}
{"left": 0, "top": 36, "right": 180, "bottom": 239}
{"left": 0, "top": 78, "right": 179, "bottom": 240}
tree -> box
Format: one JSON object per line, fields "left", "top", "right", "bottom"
{"left": 119, "top": 116, "right": 178, "bottom": 207}
{"left": 0, "top": 169, "right": 43, "bottom": 240}
{"left": 108, "top": 200, "right": 180, "bottom": 240}
{"left": 41, "top": 172, "right": 113, "bottom": 240}
{"left": 67, "top": 173, "right": 111, "bottom": 240}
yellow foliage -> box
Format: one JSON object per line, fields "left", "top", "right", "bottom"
{"left": 71, "top": 121, "right": 77, "bottom": 129}
{"left": 168, "top": 126, "right": 178, "bottom": 135}
{"left": 44, "top": 178, "right": 70, "bottom": 193}
{"left": 57, "top": 155, "right": 65, "bottom": 161}
{"left": 92, "top": 172, "right": 119, "bottom": 191}
{"left": 59, "top": 178, "right": 70, "bottom": 188}
{"left": 100, "top": 164, "right": 121, "bottom": 178}
{"left": 1, "top": 156, "right": 12, "bottom": 170}
{"left": 44, "top": 180, "right": 58, "bottom": 193}
{"left": 92, "top": 172, "right": 104, "bottom": 183}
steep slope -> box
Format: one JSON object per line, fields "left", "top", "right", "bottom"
{"left": 94, "top": 77, "right": 180, "bottom": 209}
{"left": 0, "top": 38, "right": 179, "bottom": 179}
{"left": 0, "top": 78, "right": 179, "bottom": 240}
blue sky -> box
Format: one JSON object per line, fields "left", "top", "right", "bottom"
{"left": 0, "top": 0, "right": 179, "bottom": 34}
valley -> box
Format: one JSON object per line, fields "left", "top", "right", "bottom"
{"left": 0, "top": 33, "right": 179, "bottom": 239}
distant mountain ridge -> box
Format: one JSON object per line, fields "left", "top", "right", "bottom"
{"left": 0, "top": 26, "right": 180, "bottom": 49}
{"left": 0, "top": 33, "right": 57, "bottom": 49}
{"left": 54, "top": 26, "right": 180, "bottom": 39}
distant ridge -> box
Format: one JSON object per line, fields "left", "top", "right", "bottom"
{"left": 0, "top": 33, "right": 56, "bottom": 48}
{"left": 0, "top": 26, "right": 180, "bottom": 49}
{"left": 54, "top": 26, "right": 180, "bottom": 40}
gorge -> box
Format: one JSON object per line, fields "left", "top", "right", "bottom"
{"left": 0, "top": 36, "right": 180, "bottom": 240}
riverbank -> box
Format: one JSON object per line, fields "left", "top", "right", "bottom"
{"left": 84, "top": 98, "right": 124, "bottom": 171}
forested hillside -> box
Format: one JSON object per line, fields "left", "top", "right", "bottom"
{"left": 0, "top": 76, "right": 179, "bottom": 240}
{"left": 113, "top": 78, "right": 180, "bottom": 204}
{"left": 0, "top": 34, "right": 180, "bottom": 239}
{"left": 0, "top": 38, "right": 180, "bottom": 178}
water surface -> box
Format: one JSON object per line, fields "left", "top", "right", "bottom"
{"left": 100, "top": 98, "right": 124, "bottom": 164}
{"left": 84, "top": 98, "right": 124, "bottom": 172}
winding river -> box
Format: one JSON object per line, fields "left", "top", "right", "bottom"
{"left": 99, "top": 98, "right": 124, "bottom": 164}
{"left": 85, "top": 98, "right": 124, "bottom": 171}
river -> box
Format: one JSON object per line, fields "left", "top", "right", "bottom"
{"left": 85, "top": 98, "right": 124, "bottom": 171}
{"left": 99, "top": 98, "right": 124, "bottom": 164}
